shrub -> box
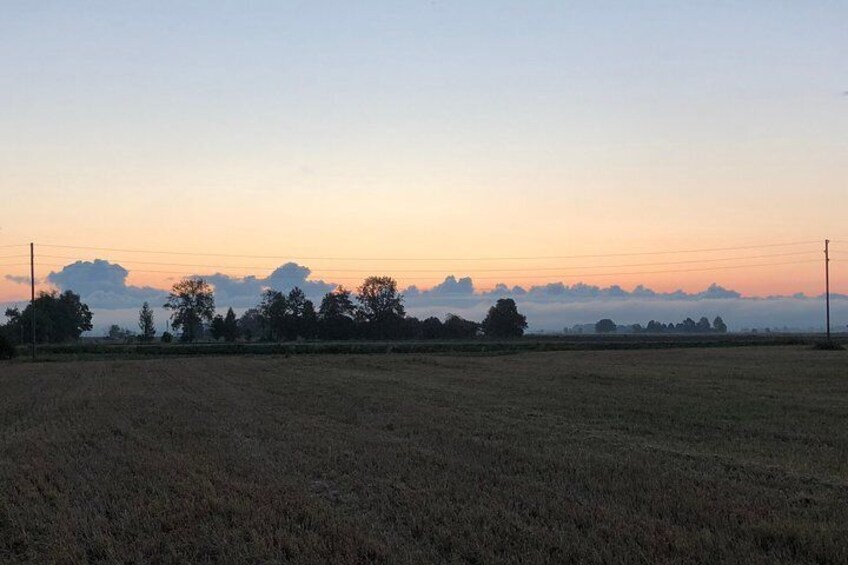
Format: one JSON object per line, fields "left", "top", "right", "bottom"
{"left": 0, "top": 331, "right": 17, "bottom": 360}
{"left": 161, "top": 331, "right": 174, "bottom": 344}
{"left": 813, "top": 341, "right": 845, "bottom": 351}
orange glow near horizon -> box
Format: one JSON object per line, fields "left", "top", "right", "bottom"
{"left": 1, "top": 239, "right": 844, "bottom": 305}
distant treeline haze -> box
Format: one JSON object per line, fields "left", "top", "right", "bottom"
{"left": 2, "top": 276, "right": 528, "bottom": 345}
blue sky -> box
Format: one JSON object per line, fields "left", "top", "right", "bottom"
{"left": 1, "top": 1, "right": 846, "bottom": 303}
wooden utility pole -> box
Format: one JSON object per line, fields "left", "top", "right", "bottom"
{"left": 825, "top": 239, "right": 831, "bottom": 342}
{"left": 30, "top": 242, "right": 36, "bottom": 360}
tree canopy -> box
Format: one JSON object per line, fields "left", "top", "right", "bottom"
{"left": 4, "top": 290, "right": 93, "bottom": 344}
{"left": 164, "top": 278, "right": 215, "bottom": 342}
{"left": 482, "top": 298, "right": 527, "bottom": 338}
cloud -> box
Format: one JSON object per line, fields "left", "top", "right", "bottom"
{"left": 203, "top": 262, "right": 336, "bottom": 307}
{"left": 4, "top": 274, "right": 37, "bottom": 285}
{"left": 38, "top": 262, "right": 847, "bottom": 332}
{"left": 46, "top": 260, "right": 166, "bottom": 309}
{"left": 45, "top": 259, "right": 337, "bottom": 310}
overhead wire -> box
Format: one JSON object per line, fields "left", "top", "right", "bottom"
{"left": 34, "top": 258, "right": 821, "bottom": 281}
{"left": 34, "top": 239, "right": 823, "bottom": 262}
{"left": 35, "top": 249, "right": 820, "bottom": 274}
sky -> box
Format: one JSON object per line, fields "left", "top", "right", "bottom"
{"left": 1, "top": 1, "right": 847, "bottom": 325}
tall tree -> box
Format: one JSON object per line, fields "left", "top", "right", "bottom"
{"left": 238, "top": 308, "right": 263, "bottom": 341}
{"left": 356, "top": 276, "right": 405, "bottom": 339}
{"left": 258, "top": 289, "right": 288, "bottom": 341}
{"left": 222, "top": 307, "right": 239, "bottom": 342}
{"left": 713, "top": 316, "right": 728, "bottom": 333}
{"left": 482, "top": 299, "right": 528, "bottom": 338}
{"left": 164, "top": 277, "right": 215, "bottom": 342}
{"left": 5, "top": 291, "right": 93, "bottom": 343}
{"left": 317, "top": 287, "right": 357, "bottom": 340}
{"left": 138, "top": 302, "right": 156, "bottom": 342}
{"left": 210, "top": 315, "right": 226, "bottom": 341}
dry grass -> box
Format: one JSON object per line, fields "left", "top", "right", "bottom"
{"left": 1, "top": 347, "right": 847, "bottom": 563}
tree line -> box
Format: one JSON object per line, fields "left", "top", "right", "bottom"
{"left": 0, "top": 275, "right": 529, "bottom": 354}
{"left": 158, "top": 275, "right": 528, "bottom": 343}
{"left": 593, "top": 316, "right": 728, "bottom": 334}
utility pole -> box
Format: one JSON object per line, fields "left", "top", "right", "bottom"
{"left": 825, "top": 239, "right": 831, "bottom": 343}
{"left": 30, "top": 242, "right": 36, "bottom": 360}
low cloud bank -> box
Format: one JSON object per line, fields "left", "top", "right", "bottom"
{"left": 2, "top": 260, "right": 844, "bottom": 333}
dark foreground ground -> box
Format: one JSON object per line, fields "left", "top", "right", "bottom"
{"left": 1, "top": 347, "right": 846, "bottom": 563}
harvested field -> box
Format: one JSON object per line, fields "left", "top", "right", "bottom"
{"left": 1, "top": 347, "right": 847, "bottom": 563}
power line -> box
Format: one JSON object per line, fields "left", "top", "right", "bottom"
{"left": 36, "top": 249, "right": 820, "bottom": 274}
{"left": 34, "top": 258, "right": 821, "bottom": 281}
{"left": 35, "top": 240, "right": 822, "bottom": 262}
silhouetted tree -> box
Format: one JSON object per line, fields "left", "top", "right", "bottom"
{"left": 356, "top": 276, "right": 405, "bottom": 339}
{"left": 210, "top": 315, "right": 226, "bottom": 341}
{"left": 258, "top": 289, "right": 288, "bottom": 341}
{"left": 258, "top": 287, "right": 317, "bottom": 341}
{"left": 713, "top": 316, "right": 728, "bottom": 333}
{"left": 5, "top": 291, "right": 93, "bottom": 343}
{"left": 164, "top": 277, "right": 215, "bottom": 343}
{"left": 318, "top": 287, "right": 357, "bottom": 340}
{"left": 286, "top": 288, "right": 316, "bottom": 340}
{"left": 0, "top": 328, "right": 16, "bottom": 360}
{"left": 238, "top": 308, "right": 263, "bottom": 341}
{"left": 594, "top": 318, "right": 617, "bottom": 334}
{"left": 161, "top": 331, "right": 174, "bottom": 343}
{"left": 482, "top": 298, "right": 527, "bottom": 338}
{"left": 107, "top": 324, "right": 134, "bottom": 341}
{"left": 443, "top": 314, "right": 479, "bottom": 339}
{"left": 421, "top": 316, "right": 444, "bottom": 339}
{"left": 646, "top": 320, "right": 663, "bottom": 333}
{"left": 138, "top": 302, "right": 156, "bottom": 342}
{"left": 222, "top": 307, "right": 239, "bottom": 342}
{"left": 696, "top": 316, "right": 711, "bottom": 332}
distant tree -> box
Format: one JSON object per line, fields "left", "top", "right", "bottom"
{"left": 318, "top": 287, "right": 357, "bottom": 340}
{"left": 713, "top": 316, "right": 728, "bottom": 333}
{"left": 631, "top": 323, "right": 644, "bottom": 333}
{"left": 222, "top": 307, "right": 239, "bottom": 342}
{"left": 299, "top": 300, "right": 318, "bottom": 340}
{"left": 257, "top": 287, "right": 317, "bottom": 341}
{"left": 107, "top": 324, "right": 134, "bottom": 341}
{"left": 161, "top": 331, "right": 174, "bottom": 343}
{"left": 210, "top": 315, "right": 226, "bottom": 341}
{"left": 421, "top": 317, "right": 444, "bottom": 339}
{"left": 356, "top": 276, "right": 405, "bottom": 339}
{"left": 4, "top": 291, "right": 93, "bottom": 343}
{"left": 238, "top": 308, "right": 263, "bottom": 341}
{"left": 401, "top": 316, "right": 423, "bottom": 339}
{"left": 482, "top": 298, "right": 527, "bottom": 338}
{"left": 4, "top": 307, "right": 22, "bottom": 345}
{"left": 0, "top": 329, "right": 16, "bottom": 360}
{"left": 443, "top": 314, "right": 480, "bottom": 339}
{"left": 594, "top": 318, "right": 617, "bottom": 334}
{"left": 164, "top": 278, "right": 215, "bottom": 343}
{"left": 286, "top": 288, "right": 316, "bottom": 340}
{"left": 696, "top": 316, "right": 712, "bottom": 333}
{"left": 681, "top": 317, "right": 697, "bottom": 332}
{"left": 138, "top": 302, "right": 156, "bottom": 342}
{"left": 258, "top": 289, "right": 288, "bottom": 341}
